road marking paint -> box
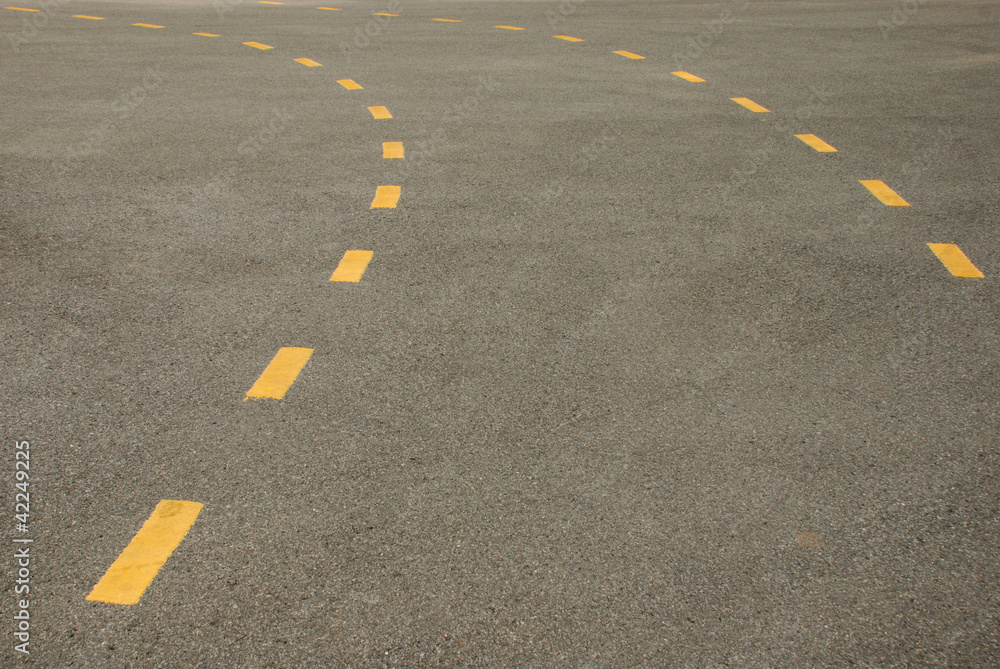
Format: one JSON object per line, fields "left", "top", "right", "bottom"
{"left": 243, "top": 41, "right": 273, "bottom": 49}
{"left": 338, "top": 79, "right": 363, "bottom": 90}
{"left": 859, "top": 180, "right": 910, "bottom": 206}
{"left": 330, "top": 250, "right": 374, "bottom": 282}
{"left": 373, "top": 12, "right": 399, "bottom": 16}
{"left": 5, "top": 7, "right": 40, "bottom": 11}
{"left": 260, "top": 1, "right": 284, "bottom": 4}
{"left": 613, "top": 50, "right": 644, "bottom": 59}
{"left": 86, "top": 500, "right": 204, "bottom": 606}
{"left": 371, "top": 185, "right": 401, "bottom": 208}
{"left": 74, "top": 14, "right": 104, "bottom": 19}
{"left": 672, "top": 71, "right": 704, "bottom": 82}
{"left": 317, "top": 6, "right": 341, "bottom": 9}
{"left": 927, "top": 243, "right": 984, "bottom": 278}
{"left": 495, "top": 25, "right": 524, "bottom": 30}
{"left": 133, "top": 23, "right": 165, "bottom": 28}
{"left": 245, "top": 347, "right": 314, "bottom": 400}
{"left": 383, "top": 141, "right": 404, "bottom": 159}
{"left": 193, "top": 32, "right": 220, "bottom": 36}
{"left": 795, "top": 133, "right": 837, "bottom": 152}
{"left": 433, "top": 18, "right": 461, "bottom": 22}
{"left": 295, "top": 57, "right": 321, "bottom": 66}
{"left": 731, "top": 97, "right": 770, "bottom": 112}
{"left": 554, "top": 35, "right": 583, "bottom": 41}
{"left": 368, "top": 106, "right": 392, "bottom": 119}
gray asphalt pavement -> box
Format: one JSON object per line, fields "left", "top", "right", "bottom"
{"left": 2, "top": 0, "right": 999, "bottom": 666}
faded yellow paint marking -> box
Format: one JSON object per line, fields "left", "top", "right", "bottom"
{"left": 433, "top": 18, "right": 461, "bottom": 22}
{"left": 554, "top": 35, "right": 583, "bottom": 42}
{"left": 927, "top": 243, "right": 984, "bottom": 278}
{"left": 672, "top": 71, "right": 705, "bottom": 82}
{"left": 382, "top": 141, "right": 404, "bottom": 159}
{"left": 371, "top": 185, "right": 401, "bottom": 209}
{"left": 330, "top": 250, "right": 374, "bottom": 282}
{"left": 795, "top": 133, "right": 837, "bottom": 152}
{"left": 295, "top": 57, "right": 322, "bottom": 67}
{"left": 373, "top": 12, "right": 398, "bottom": 16}
{"left": 245, "top": 347, "right": 314, "bottom": 400}
{"left": 86, "top": 501, "right": 204, "bottom": 606}
{"left": 613, "top": 50, "right": 644, "bottom": 59}
{"left": 338, "top": 79, "right": 363, "bottom": 90}
{"left": 133, "top": 23, "right": 164, "bottom": 28}
{"left": 495, "top": 25, "right": 524, "bottom": 30}
{"left": 859, "top": 180, "right": 910, "bottom": 206}
{"left": 368, "top": 106, "right": 392, "bottom": 119}
{"left": 193, "top": 32, "right": 220, "bottom": 36}
{"left": 5, "top": 7, "right": 40, "bottom": 11}
{"left": 731, "top": 97, "right": 770, "bottom": 112}
{"left": 259, "top": 1, "right": 284, "bottom": 4}
{"left": 317, "top": 6, "right": 341, "bottom": 9}
{"left": 73, "top": 14, "right": 104, "bottom": 19}
{"left": 243, "top": 41, "right": 273, "bottom": 49}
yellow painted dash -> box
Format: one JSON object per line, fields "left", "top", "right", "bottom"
{"left": 338, "top": 79, "right": 363, "bottom": 90}
{"left": 495, "top": 25, "right": 524, "bottom": 30}
{"left": 133, "top": 23, "right": 164, "bottom": 28}
{"left": 317, "top": 6, "right": 342, "bottom": 9}
{"left": 927, "top": 243, "right": 984, "bottom": 278}
{"left": 193, "top": 32, "right": 220, "bottom": 37}
{"left": 859, "top": 180, "right": 910, "bottom": 206}
{"left": 432, "top": 18, "right": 461, "bottom": 22}
{"left": 295, "top": 57, "right": 322, "bottom": 67}
{"left": 731, "top": 97, "right": 770, "bottom": 112}
{"left": 368, "top": 106, "right": 392, "bottom": 119}
{"left": 373, "top": 12, "right": 399, "bottom": 16}
{"left": 554, "top": 35, "right": 583, "bottom": 42}
{"left": 5, "top": 7, "right": 40, "bottom": 11}
{"left": 672, "top": 71, "right": 705, "bottom": 82}
{"left": 330, "top": 250, "right": 374, "bottom": 282}
{"left": 371, "top": 185, "right": 401, "bottom": 209}
{"left": 245, "top": 347, "right": 314, "bottom": 400}
{"left": 74, "top": 14, "right": 104, "bottom": 19}
{"left": 795, "top": 133, "right": 837, "bottom": 152}
{"left": 383, "top": 141, "right": 404, "bottom": 159}
{"left": 259, "top": 1, "right": 284, "bottom": 4}
{"left": 613, "top": 50, "right": 644, "bottom": 59}
{"left": 86, "top": 500, "right": 204, "bottom": 606}
{"left": 243, "top": 41, "right": 273, "bottom": 50}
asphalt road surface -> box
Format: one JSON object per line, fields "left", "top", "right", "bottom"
{"left": 2, "top": 0, "right": 999, "bottom": 666}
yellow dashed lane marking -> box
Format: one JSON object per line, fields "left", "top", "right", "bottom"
{"left": 554, "top": 35, "right": 583, "bottom": 42}
{"left": 245, "top": 347, "right": 314, "bottom": 400}
{"left": 795, "top": 133, "right": 837, "bottom": 152}
{"left": 243, "top": 41, "right": 273, "bottom": 49}
{"left": 614, "top": 50, "right": 644, "bottom": 59}
{"left": 338, "top": 79, "right": 363, "bottom": 90}
{"left": 259, "top": 1, "right": 283, "bottom": 4}
{"left": 330, "top": 250, "right": 374, "bottom": 282}
{"left": 5, "top": 7, "right": 39, "bottom": 11}
{"left": 86, "top": 501, "right": 204, "bottom": 606}
{"left": 927, "top": 243, "right": 984, "bottom": 278}
{"left": 374, "top": 12, "right": 399, "bottom": 16}
{"left": 368, "top": 106, "right": 392, "bottom": 119}
{"left": 317, "top": 6, "right": 341, "bottom": 9}
{"left": 496, "top": 25, "right": 524, "bottom": 30}
{"left": 433, "top": 18, "right": 461, "bottom": 22}
{"left": 672, "top": 71, "right": 704, "bottom": 82}
{"left": 193, "top": 32, "right": 219, "bottom": 37}
{"left": 295, "top": 58, "right": 321, "bottom": 67}
{"left": 859, "top": 180, "right": 910, "bottom": 206}
{"left": 383, "top": 141, "right": 404, "bottom": 159}
{"left": 731, "top": 97, "right": 770, "bottom": 112}
{"left": 73, "top": 14, "right": 104, "bottom": 19}
{"left": 133, "top": 23, "right": 164, "bottom": 28}
{"left": 371, "top": 185, "right": 401, "bottom": 209}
